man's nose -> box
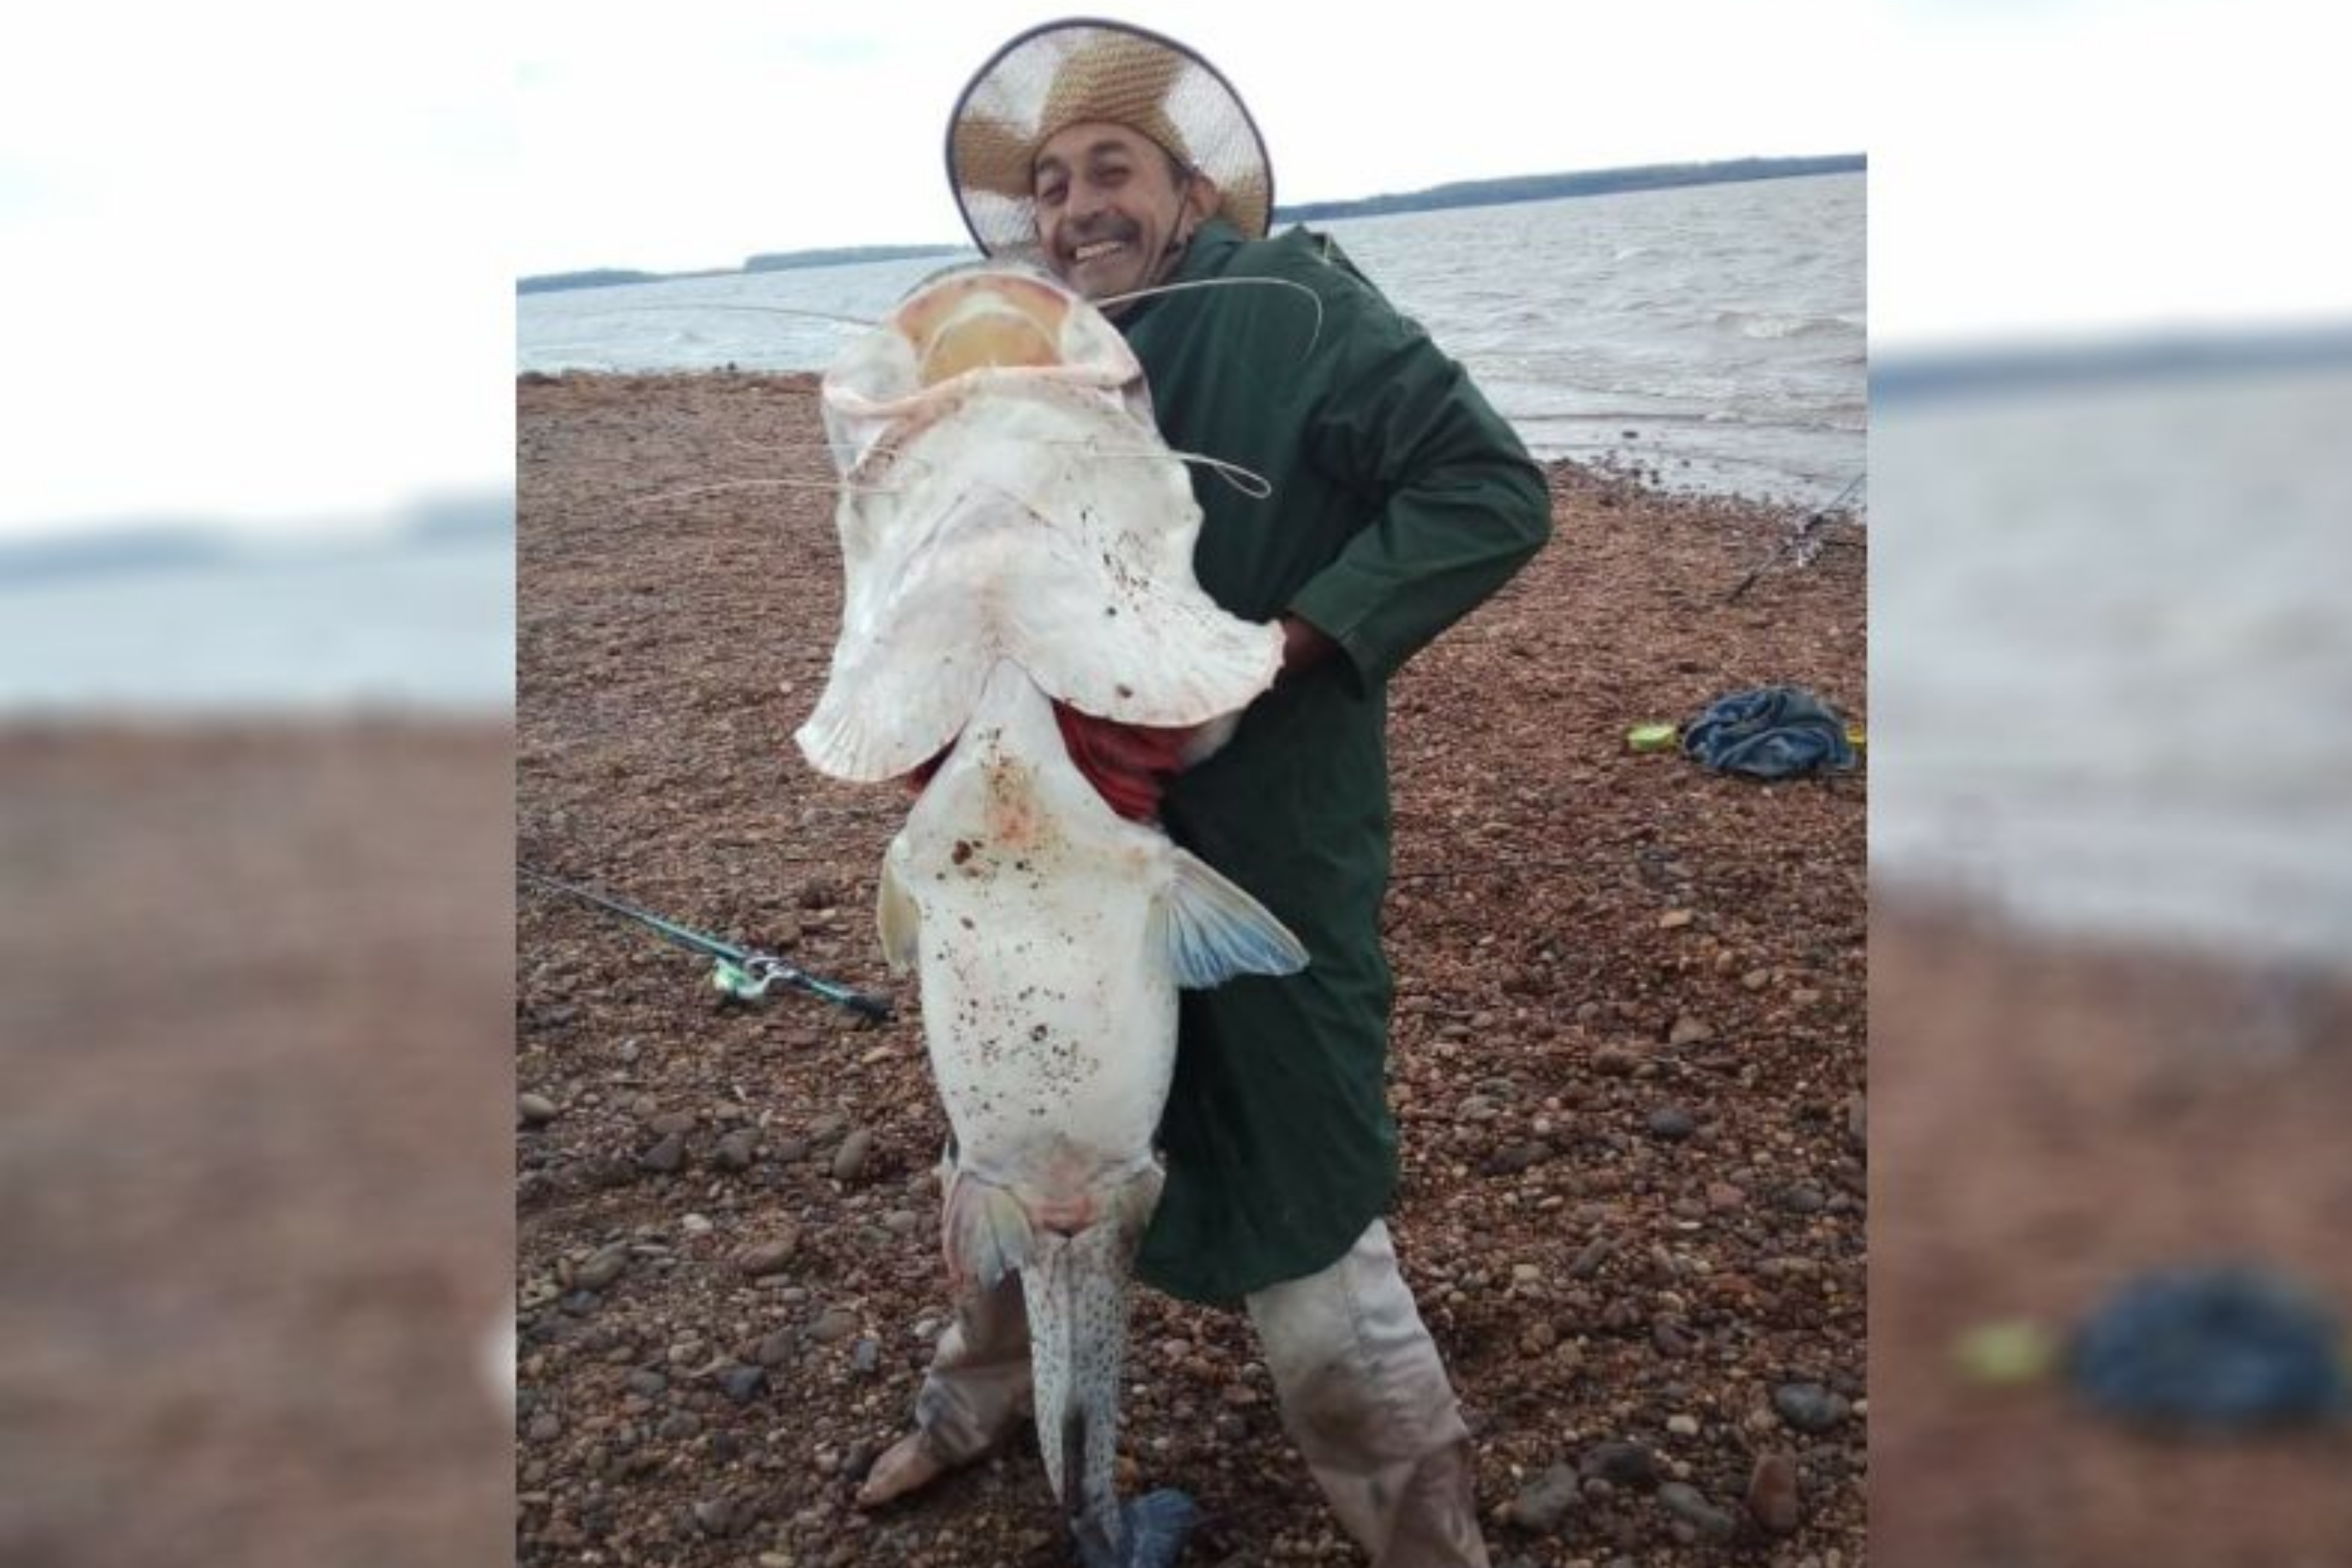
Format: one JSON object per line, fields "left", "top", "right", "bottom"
{"left": 1067, "top": 177, "right": 1113, "bottom": 222}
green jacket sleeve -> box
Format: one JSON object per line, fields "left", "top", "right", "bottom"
{"left": 1273, "top": 237, "right": 1553, "bottom": 687}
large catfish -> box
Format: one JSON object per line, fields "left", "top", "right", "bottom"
{"left": 796, "top": 267, "right": 1306, "bottom": 1567}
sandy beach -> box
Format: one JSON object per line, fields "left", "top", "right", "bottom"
{"left": 516, "top": 372, "right": 1866, "bottom": 1564}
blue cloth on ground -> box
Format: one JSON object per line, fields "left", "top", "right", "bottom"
{"left": 2066, "top": 1264, "right": 2351, "bottom": 1430}
{"left": 1682, "top": 685, "right": 1856, "bottom": 779}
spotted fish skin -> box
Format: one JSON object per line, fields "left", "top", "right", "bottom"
{"left": 877, "top": 660, "right": 1302, "bottom": 1561}
{"left": 803, "top": 266, "right": 1303, "bottom": 1566}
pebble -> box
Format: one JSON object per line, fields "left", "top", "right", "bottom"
{"left": 1501, "top": 1463, "right": 1580, "bottom": 1533}
{"left": 518, "top": 1093, "right": 559, "bottom": 1125}
{"left": 1656, "top": 1481, "right": 1738, "bottom": 1541}
{"left": 1741, "top": 968, "right": 1772, "bottom": 991}
{"left": 832, "top": 1128, "right": 876, "bottom": 1183}
{"left": 753, "top": 1330, "right": 796, "bottom": 1366}
{"left": 738, "top": 1228, "right": 802, "bottom": 1277}
{"left": 1578, "top": 1441, "right": 1658, "bottom": 1488}
{"left": 715, "top": 1129, "right": 759, "bottom": 1170}
{"left": 1664, "top": 1414, "right": 1700, "bottom": 1437}
{"left": 648, "top": 1110, "right": 696, "bottom": 1138}
{"left": 655, "top": 1411, "right": 701, "bottom": 1441}
{"left": 851, "top": 1336, "right": 881, "bottom": 1376}
{"left": 1646, "top": 1106, "right": 1697, "bottom": 1141}
{"left": 574, "top": 1245, "right": 630, "bottom": 1291}
{"left": 1657, "top": 909, "right": 1694, "bottom": 930}
{"left": 1776, "top": 1183, "right": 1828, "bottom": 1215}
{"left": 692, "top": 1496, "right": 735, "bottom": 1535}
{"left": 681, "top": 1213, "right": 714, "bottom": 1237}
{"left": 717, "top": 1364, "right": 767, "bottom": 1404}
{"left": 808, "top": 1305, "right": 861, "bottom": 1345}
{"left": 636, "top": 1132, "right": 687, "bottom": 1175}
{"left": 1745, "top": 1451, "right": 1802, "bottom": 1534}
{"left": 1590, "top": 1045, "right": 1642, "bottom": 1077}
{"left": 625, "top": 1368, "right": 668, "bottom": 1398}
{"left": 1667, "top": 1015, "right": 1714, "bottom": 1047}
{"left": 1484, "top": 1141, "right": 1550, "bottom": 1176}
{"left": 1772, "top": 1382, "right": 1851, "bottom": 1433}
{"left": 527, "top": 1411, "right": 562, "bottom": 1443}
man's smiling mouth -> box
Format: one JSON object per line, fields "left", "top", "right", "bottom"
{"left": 1073, "top": 239, "right": 1126, "bottom": 263}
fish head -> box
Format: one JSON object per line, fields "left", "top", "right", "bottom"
{"left": 820, "top": 264, "right": 1147, "bottom": 474}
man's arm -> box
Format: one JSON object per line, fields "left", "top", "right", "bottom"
{"left": 1276, "top": 242, "right": 1553, "bottom": 690}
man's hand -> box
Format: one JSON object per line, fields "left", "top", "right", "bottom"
{"left": 1279, "top": 615, "right": 1336, "bottom": 680}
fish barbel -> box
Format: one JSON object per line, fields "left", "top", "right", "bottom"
{"left": 795, "top": 267, "right": 1306, "bottom": 1567}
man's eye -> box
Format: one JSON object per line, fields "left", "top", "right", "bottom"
{"left": 1036, "top": 182, "right": 1066, "bottom": 206}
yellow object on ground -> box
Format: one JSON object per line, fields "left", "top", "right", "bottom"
{"left": 1953, "top": 1319, "right": 2056, "bottom": 1386}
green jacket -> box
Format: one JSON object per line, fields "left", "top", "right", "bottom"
{"left": 1122, "top": 218, "right": 1552, "bottom": 1302}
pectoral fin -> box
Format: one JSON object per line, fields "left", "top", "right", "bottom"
{"left": 877, "top": 854, "right": 920, "bottom": 974}
{"left": 941, "top": 1169, "right": 1034, "bottom": 1296}
{"left": 1157, "top": 851, "right": 1309, "bottom": 988}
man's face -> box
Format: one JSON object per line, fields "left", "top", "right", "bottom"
{"left": 1032, "top": 121, "right": 1213, "bottom": 310}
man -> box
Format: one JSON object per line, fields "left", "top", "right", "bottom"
{"left": 856, "top": 20, "right": 1550, "bottom": 1565}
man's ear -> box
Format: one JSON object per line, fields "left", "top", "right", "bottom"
{"left": 1181, "top": 172, "right": 1221, "bottom": 231}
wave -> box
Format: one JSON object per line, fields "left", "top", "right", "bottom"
{"left": 1712, "top": 308, "right": 1854, "bottom": 341}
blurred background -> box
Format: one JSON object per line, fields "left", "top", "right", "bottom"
{"left": 0, "top": 5, "right": 514, "bottom": 1563}
{"left": 5, "top": 0, "right": 2349, "bottom": 1563}
{"left": 1870, "top": 1, "right": 2352, "bottom": 1563}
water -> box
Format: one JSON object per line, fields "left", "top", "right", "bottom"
{"left": 517, "top": 173, "right": 1866, "bottom": 508}
{"left": 0, "top": 530, "right": 514, "bottom": 715}
{"left": 1872, "top": 356, "right": 2352, "bottom": 966}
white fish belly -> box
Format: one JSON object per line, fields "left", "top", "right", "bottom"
{"left": 887, "top": 664, "right": 1179, "bottom": 1194}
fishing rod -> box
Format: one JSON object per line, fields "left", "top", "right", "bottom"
{"left": 1725, "top": 470, "right": 1867, "bottom": 603}
{"left": 519, "top": 864, "right": 893, "bottom": 1023}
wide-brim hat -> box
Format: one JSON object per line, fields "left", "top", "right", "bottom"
{"left": 947, "top": 17, "right": 1273, "bottom": 260}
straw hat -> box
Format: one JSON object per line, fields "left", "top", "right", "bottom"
{"left": 947, "top": 18, "right": 1273, "bottom": 259}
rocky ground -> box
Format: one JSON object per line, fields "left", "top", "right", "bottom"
{"left": 0, "top": 721, "right": 514, "bottom": 1567}
{"left": 516, "top": 371, "right": 1868, "bottom": 1566}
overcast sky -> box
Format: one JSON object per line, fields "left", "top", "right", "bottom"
{"left": 516, "top": 0, "right": 1871, "bottom": 277}
{"left": 2, "top": 0, "right": 2343, "bottom": 539}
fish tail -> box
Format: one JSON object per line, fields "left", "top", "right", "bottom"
{"left": 1020, "top": 1165, "right": 1161, "bottom": 1564}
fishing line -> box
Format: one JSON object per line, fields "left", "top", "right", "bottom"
{"left": 1091, "top": 276, "right": 1326, "bottom": 359}
{"left": 1058, "top": 447, "right": 1273, "bottom": 500}
{"left": 629, "top": 475, "right": 900, "bottom": 510}
{"left": 568, "top": 302, "right": 881, "bottom": 331}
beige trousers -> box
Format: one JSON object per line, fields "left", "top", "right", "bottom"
{"left": 908, "top": 1218, "right": 1490, "bottom": 1568}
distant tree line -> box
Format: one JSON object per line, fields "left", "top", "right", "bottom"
{"left": 517, "top": 155, "right": 1864, "bottom": 294}
{"left": 517, "top": 268, "right": 670, "bottom": 295}
{"left": 1276, "top": 155, "right": 1864, "bottom": 222}
{"left": 742, "top": 244, "right": 971, "bottom": 272}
